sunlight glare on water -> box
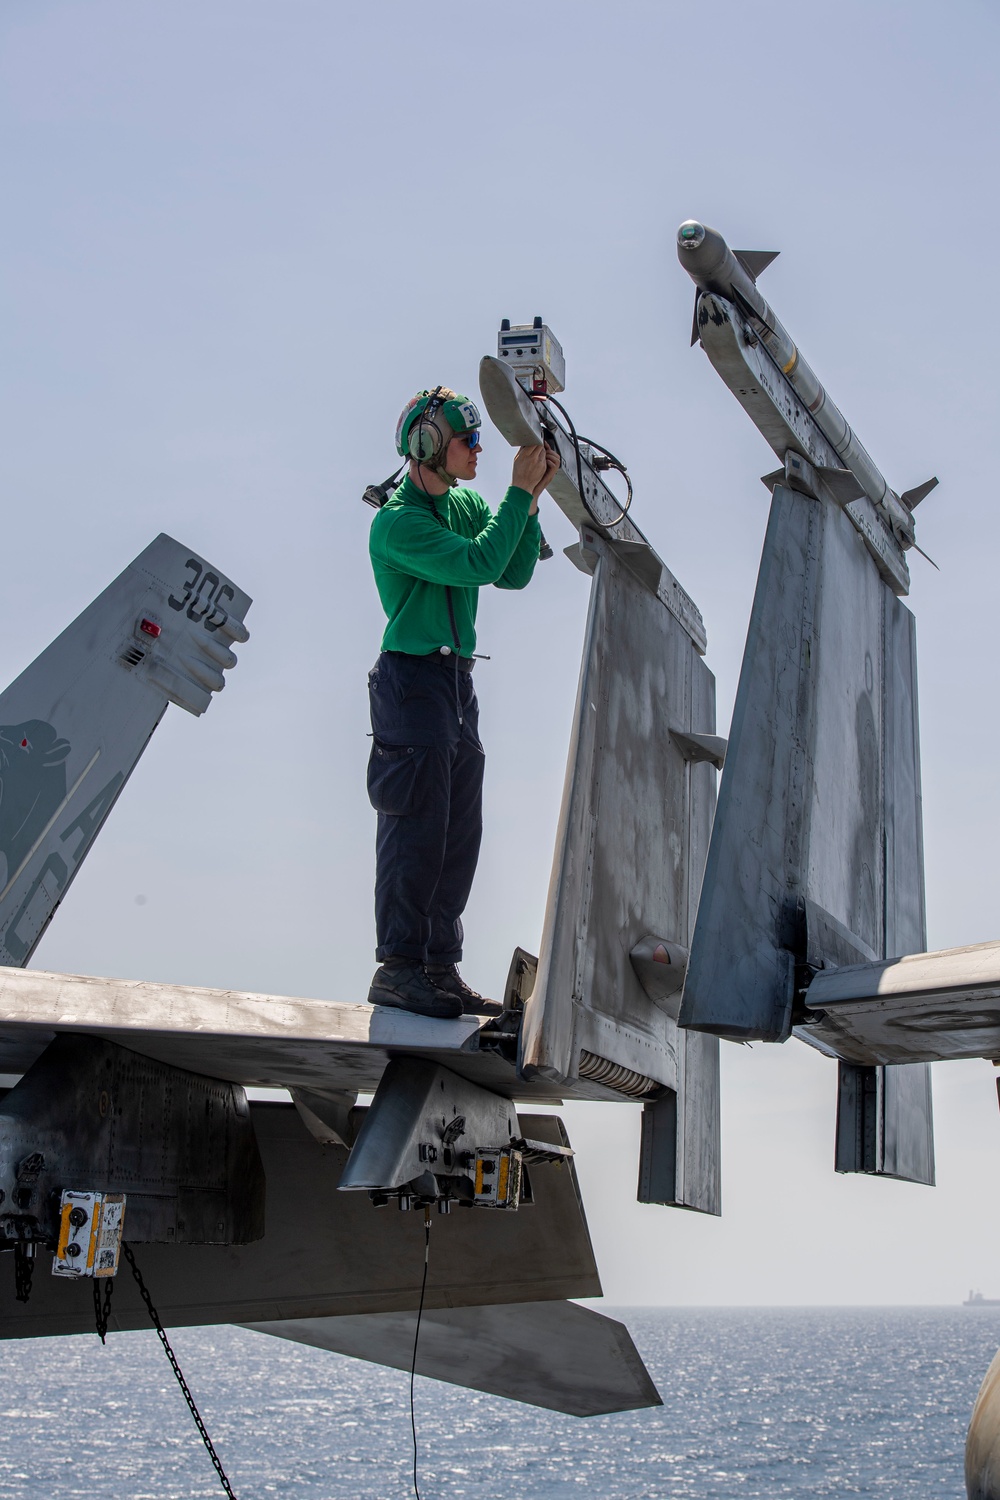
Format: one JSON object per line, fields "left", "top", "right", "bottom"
{"left": 0, "top": 1307, "right": 995, "bottom": 1498}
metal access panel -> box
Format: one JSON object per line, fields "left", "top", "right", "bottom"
{"left": 679, "top": 482, "right": 933, "bottom": 1184}
{"left": 0, "top": 535, "right": 250, "bottom": 966}
{"left": 520, "top": 529, "right": 720, "bottom": 1213}
{"left": 0, "top": 1033, "right": 265, "bottom": 1245}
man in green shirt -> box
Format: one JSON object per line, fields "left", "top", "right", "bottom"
{"left": 366, "top": 386, "right": 558, "bottom": 1018}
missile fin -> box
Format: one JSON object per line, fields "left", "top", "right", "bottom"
{"left": 910, "top": 540, "right": 940, "bottom": 572}
{"left": 690, "top": 289, "right": 701, "bottom": 347}
{"left": 733, "top": 249, "right": 780, "bottom": 281}
{"left": 815, "top": 466, "right": 866, "bottom": 505}
{"left": 900, "top": 476, "right": 939, "bottom": 509}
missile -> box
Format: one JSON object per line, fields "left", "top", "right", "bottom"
{"left": 676, "top": 220, "right": 936, "bottom": 589}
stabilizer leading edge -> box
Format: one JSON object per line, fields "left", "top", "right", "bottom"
{"left": 0, "top": 535, "right": 250, "bottom": 967}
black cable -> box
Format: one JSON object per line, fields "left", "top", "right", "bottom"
{"left": 576, "top": 433, "right": 634, "bottom": 518}
{"left": 121, "top": 1242, "right": 239, "bottom": 1500}
{"left": 410, "top": 1208, "right": 432, "bottom": 1500}
{"left": 539, "top": 393, "right": 632, "bottom": 529}
{"left": 426, "top": 496, "right": 465, "bottom": 730}
{"left": 93, "top": 1275, "right": 114, "bottom": 1344}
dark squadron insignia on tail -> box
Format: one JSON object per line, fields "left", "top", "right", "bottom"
{"left": 0, "top": 721, "right": 72, "bottom": 889}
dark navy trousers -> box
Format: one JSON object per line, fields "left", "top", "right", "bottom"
{"left": 367, "top": 651, "right": 485, "bottom": 965}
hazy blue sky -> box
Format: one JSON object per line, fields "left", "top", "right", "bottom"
{"left": 2, "top": 0, "right": 999, "bottom": 1306}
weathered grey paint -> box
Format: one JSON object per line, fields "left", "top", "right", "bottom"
{"left": 804, "top": 940, "right": 1000, "bottom": 1065}
{"left": 520, "top": 531, "right": 720, "bottom": 1212}
{"left": 251, "top": 1301, "right": 661, "bottom": 1417}
{"left": 0, "top": 963, "right": 615, "bottom": 1103}
{"left": 883, "top": 599, "right": 927, "bottom": 961}
{"left": 679, "top": 482, "right": 933, "bottom": 1183}
{"left": 0, "top": 1033, "right": 265, "bottom": 1244}
{"left": 339, "top": 1057, "right": 519, "bottom": 1194}
{"left": 682, "top": 484, "right": 925, "bottom": 1040}
{"left": 834, "top": 1060, "right": 935, "bottom": 1184}
{"left": 0, "top": 1106, "right": 603, "bottom": 1338}
{"left": 479, "top": 354, "right": 707, "bottom": 653}
{"left": 0, "top": 535, "right": 250, "bottom": 967}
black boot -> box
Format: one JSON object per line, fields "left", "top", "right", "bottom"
{"left": 424, "top": 964, "right": 502, "bottom": 1017}
{"left": 367, "top": 958, "right": 463, "bottom": 1020}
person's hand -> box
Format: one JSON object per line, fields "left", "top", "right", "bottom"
{"left": 512, "top": 444, "right": 547, "bottom": 496}
{"left": 533, "top": 444, "right": 561, "bottom": 499}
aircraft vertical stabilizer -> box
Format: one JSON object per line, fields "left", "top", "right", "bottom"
{"left": 0, "top": 535, "right": 250, "bottom": 967}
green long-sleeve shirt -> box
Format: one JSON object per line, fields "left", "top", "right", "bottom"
{"left": 369, "top": 474, "right": 541, "bottom": 656}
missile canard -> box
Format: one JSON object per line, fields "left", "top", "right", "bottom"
{"left": 676, "top": 220, "right": 934, "bottom": 582}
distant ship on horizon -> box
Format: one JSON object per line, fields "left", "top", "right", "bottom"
{"left": 964, "top": 1291, "right": 1000, "bottom": 1307}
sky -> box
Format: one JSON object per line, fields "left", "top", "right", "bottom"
{"left": 2, "top": 0, "right": 1000, "bottom": 1307}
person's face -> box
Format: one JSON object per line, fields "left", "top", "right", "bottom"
{"left": 445, "top": 432, "right": 482, "bottom": 483}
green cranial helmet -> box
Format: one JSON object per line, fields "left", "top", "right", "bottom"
{"left": 395, "top": 388, "right": 482, "bottom": 466}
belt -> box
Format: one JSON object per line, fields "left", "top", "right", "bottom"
{"left": 422, "top": 649, "right": 476, "bottom": 672}
{"left": 383, "top": 648, "right": 476, "bottom": 673}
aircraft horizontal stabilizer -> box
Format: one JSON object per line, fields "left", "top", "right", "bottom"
{"left": 247, "top": 1301, "right": 661, "bottom": 1417}
{"left": 0, "top": 536, "right": 250, "bottom": 967}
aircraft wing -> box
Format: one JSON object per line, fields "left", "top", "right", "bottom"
{"left": 0, "top": 964, "right": 569, "bottom": 1101}
{"left": 802, "top": 940, "right": 1000, "bottom": 1065}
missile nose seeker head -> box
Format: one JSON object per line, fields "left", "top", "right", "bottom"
{"left": 677, "top": 220, "right": 706, "bottom": 251}
{"left": 675, "top": 220, "right": 734, "bottom": 292}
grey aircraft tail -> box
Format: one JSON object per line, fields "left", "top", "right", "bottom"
{"left": 0, "top": 535, "right": 250, "bottom": 967}
{"left": 678, "top": 479, "right": 935, "bottom": 1185}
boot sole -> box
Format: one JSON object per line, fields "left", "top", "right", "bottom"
{"left": 368, "top": 988, "right": 463, "bottom": 1021}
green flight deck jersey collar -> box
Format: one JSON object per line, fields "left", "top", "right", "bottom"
{"left": 369, "top": 474, "right": 542, "bottom": 657}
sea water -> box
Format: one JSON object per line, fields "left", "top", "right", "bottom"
{"left": 1, "top": 1307, "right": 996, "bottom": 1498}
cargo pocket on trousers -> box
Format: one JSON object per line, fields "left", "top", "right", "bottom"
{"left": 367, "top": 739, "right": 423, "bottom": 815}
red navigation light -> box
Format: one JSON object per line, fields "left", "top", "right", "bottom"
{"left": 139, "top": 619, "right": 162, "bottom": 638}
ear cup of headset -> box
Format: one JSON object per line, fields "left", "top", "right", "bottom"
{"left": 408, "top": 409, "right": 447, "bottom": 462}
